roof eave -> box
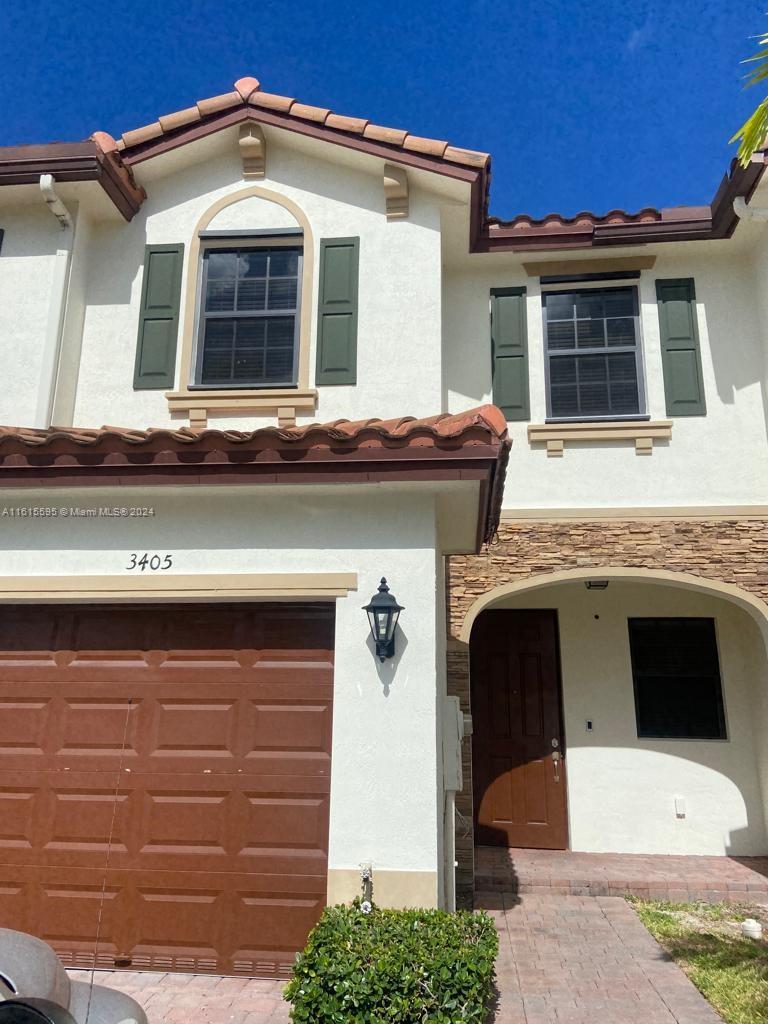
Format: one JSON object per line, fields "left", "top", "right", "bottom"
{"left": 0, "top": 140, "right": 145, "bottom": 221}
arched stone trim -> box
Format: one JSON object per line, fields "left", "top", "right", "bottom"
{"left": 167, "top": 185, "right": 316, "bottom": 425}
{"left": 458, "top": 566, "right": 768, "bottom": 649}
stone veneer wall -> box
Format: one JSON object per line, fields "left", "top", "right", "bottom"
{"left": 446, "top": 517, "right": 768, "bottom": 905}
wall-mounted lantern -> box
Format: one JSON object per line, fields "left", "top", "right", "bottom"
{"left": 363, "top": 578, "right": 404, "bottom": 661}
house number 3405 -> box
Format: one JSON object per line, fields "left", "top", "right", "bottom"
{"left": 126, "top": 553, "right": 173, "bottom": 571}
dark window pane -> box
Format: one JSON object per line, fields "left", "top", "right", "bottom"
{"left": 549, "top": 355, "right": 577, "bottom": 386}
{"left": 270, "top": 250, "right": 300, "bottom": 277}
{"left": 239, "top": 251, "right": 268, "bottom": 278}
{"left": 574, "top": 291, "right": 603, "bottom": 319}
{"left": 607, "top": 317, "right": 636, "bottom": 346}
{"left": 550, "top": 386, "right": 579, "bottom": 417}
{"left": 267, "top": 278, "right": 298, "bottom": 311}
{"left": 203, "top": 319, "right": 235, "bottom": 349}
{"left": 628, "top": 618, "right": 726, "bottom": 740}
{"left": 205, "top": 279, "right": 236, "bottom": 312}
{"left": 548, "top": 321, "right": 576, "bottom": 350}
{"left": 236, "top": 277, "right": 267, "bottom": 311}
{"left": 545, "top": 293, "right": 574, "bottom": 320}
{"left": 207, "top": 251, "right": 238, "bottom": 279}
{"left": 576, "top": 318, "right": 605, "bottom": 347}
{"left": 603, "top": 289, "right": 634, "bottom": 318}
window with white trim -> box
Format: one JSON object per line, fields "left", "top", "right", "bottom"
{"left": 543, "top": 287, "right": 645, "bottom": 420}
{"left": 194, "top": 244, "right": 302, "bottom": 388}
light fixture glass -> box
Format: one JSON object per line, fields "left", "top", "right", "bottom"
{"left": 363, "top": 578, "right": 404, "bottom": 661}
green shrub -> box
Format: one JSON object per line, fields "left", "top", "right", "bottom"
{"left": 285, "top": 899, "right": 498, "bottom": 1023}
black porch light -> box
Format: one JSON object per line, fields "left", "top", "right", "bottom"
{"left": 363, "top": 578, "right": 404, "bottom": 661}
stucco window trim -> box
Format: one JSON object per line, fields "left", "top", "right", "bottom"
{"left": 527, "top": 420, "right": 672, "bottom": 457}
{"left": 167, "top": 185, "right": 318, "bottom": 427}
{"left": 0, "top": 572, "right": 358, "bottom": 602}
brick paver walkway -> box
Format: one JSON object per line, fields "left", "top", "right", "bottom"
{"left": 71, "top": 891, "right": 723, "bottom": 1024}
{"left": 478, "top": 891, "right": 721, "bottom": 1024}
{"left": 477, "top": 845, "right": 768, "bottom": 901}
{"left": 67, "top": 969, "right": 290, "bottom": 1023}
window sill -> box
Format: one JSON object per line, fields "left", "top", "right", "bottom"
{"left": 166, "top": 387, "right": 318, "bottom": 428}
{"left": 527, "top": 420, "right": 673, "bottom": 457}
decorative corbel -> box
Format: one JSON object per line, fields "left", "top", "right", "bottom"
{"left": 383, "top": 163, "right": 408, "bottom": 220}
{"left": 239, "top": 123, "right": 266, "bottom": 179}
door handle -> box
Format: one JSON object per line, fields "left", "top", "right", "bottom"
{"left": 552, "top": 749, "right": 561, "bottom": 783}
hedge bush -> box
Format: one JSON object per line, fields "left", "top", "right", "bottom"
{"left": 284, "top": 899, "right": 498, "bottom": 1024}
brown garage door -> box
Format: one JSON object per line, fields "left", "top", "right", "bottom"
{"left": 0, "top": 602, "right": 334, "bottom": 977}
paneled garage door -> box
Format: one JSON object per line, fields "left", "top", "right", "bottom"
{"left": 0, "top": 603, "right": 334, "bottom": 976}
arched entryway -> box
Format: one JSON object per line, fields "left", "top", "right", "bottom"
{"left": 456, "top": 567, "right": 768, "bottom": 887}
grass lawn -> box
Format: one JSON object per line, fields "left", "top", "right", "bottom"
{"left": 630, "top": 897, "right": 768, "bottom": 1024}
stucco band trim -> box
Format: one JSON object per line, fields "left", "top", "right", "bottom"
{"left": 0, "top": 572, "right": 358, "bottom": 603}
{"left": 170, "top": 185, "right": 316, "bottom": 426}
{"left": 326, "top": 868, "right": 438, "bottom": 909}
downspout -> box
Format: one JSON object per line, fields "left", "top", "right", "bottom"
{"left": 35, "top": 174, "right": 75, "bottom": 429}
{"left": 733, "top": 196, "right": 768, "bottom": 222}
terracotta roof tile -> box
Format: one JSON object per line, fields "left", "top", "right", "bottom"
{"left": 113, "top": 76, "right": 490, "bottom": 172}
{"left": 290, "top": 102, "right": 332, "bottom": 123}
{"left": 402, "top": 134, "right": 449, "bottom": 158}
{"left": 234, "top": 76, "right": 261, "bottom": 101}
{"left": 248, "top": 91, "right": 296, "bottom": 113}
{"left": 325, "top": 113, "right": 369, "bottom": 134}
{"left": 363, "top": 123, "right": 409, "bottom": 146}
{"left": 197, "top": 91, "right": 241, "bottom": 116}
{"left": 0, "top": 405, "right": 507, "bottom": 450}
{"left": 121, "top": 122, "right": 164, "bottom": 148}
{"left": 158, "top": 106, "right": 201, "bottom": 133}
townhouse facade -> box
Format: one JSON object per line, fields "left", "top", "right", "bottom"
{"left": 0, "top": 75, "right": 766, "bottom": 967}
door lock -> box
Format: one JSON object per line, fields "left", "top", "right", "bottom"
{"left": 552, "top": 749, "right": 561, "bottom": 782}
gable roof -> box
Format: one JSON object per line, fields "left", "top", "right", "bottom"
{"left": 0, "top": 74, "right": 765, "bottom": 252}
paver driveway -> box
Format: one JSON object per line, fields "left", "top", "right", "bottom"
{"left": 67, "top": 969, "right": 291, "bottom": 1023}
{"left": 71, "top": 893, "right": 720, "bottom": 1023}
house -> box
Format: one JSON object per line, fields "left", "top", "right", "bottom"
{"left": 0, "top": 74, "right": 766, "bottom": 972}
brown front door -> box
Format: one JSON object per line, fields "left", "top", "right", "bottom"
{"left": 471, "top": 609, "right": 568, "bottom": 849}
{"left": 0, "top": 603, "right": 334, "bottom": 976}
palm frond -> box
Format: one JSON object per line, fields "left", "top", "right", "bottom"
{"left": 731, "top": 98, "right": 768, "bottom": 167}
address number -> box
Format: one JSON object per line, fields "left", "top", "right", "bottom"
{"left": 126, "top": 553, "right": 173, "bottom": 572}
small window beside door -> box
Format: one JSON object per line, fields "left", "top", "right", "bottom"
{"left": 194, "top": 245, "right": 302, "bottom": 388}
{"left": 543, "top": 287, "right": 645, "bottom": 420}
{"left": 628, "top": 617, "right": 726, "bottom": 740}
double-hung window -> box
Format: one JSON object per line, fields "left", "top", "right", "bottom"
{"left": 194, "top": 245, "right": 302, "bottom": 388}
{"left": 543, "top": 287, "right": 645, "bottom": 420}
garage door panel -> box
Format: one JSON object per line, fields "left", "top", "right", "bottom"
{"left": 0, "top": 603, "right": 334, "bottom": 974}
{"left": 0, "top": 770, "right": 330, "bottom": 874}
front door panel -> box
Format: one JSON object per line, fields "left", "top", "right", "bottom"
{"left": 471, "top": 609, "right": 568, "bottom": 849}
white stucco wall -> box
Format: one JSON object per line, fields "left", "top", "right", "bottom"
{"left": 492, "top": 580, "right": 768, "bottom": 856}
{"left": 444, "top": 250, "right": 768, "bottom": 508}
{"left": 0, "top": 483, "right": 443, "bottom": 890}
{"left": 0, "top": 205, "right": 62, "bottom": 425}
{"left": 70, "top": 134, "right": 444, "bottom": 430}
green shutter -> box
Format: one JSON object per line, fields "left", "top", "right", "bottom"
{"left": 316, "top": 237, "right": 359, "bottom": 385}
{"left": 134, "top": 243, "right": 184, "bottom": 390}
{"left": 656, "top": 278, "right": 706, "bottom": 416}
{"left": 490, "top": 287, "right": 529, "bottom": 420}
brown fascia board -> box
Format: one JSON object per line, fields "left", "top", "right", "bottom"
{"left": 476, "top": 156, "right": 768, "bottom": 252}
{"left": 0, "top": 445, "right": 505, "bottom": 551}
{"left": 0, "top": 141, "right": 145, "bottom": 220}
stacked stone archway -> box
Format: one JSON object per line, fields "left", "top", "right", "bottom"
{"left": 446, "top": 515, "right": 768, "bottom": 904}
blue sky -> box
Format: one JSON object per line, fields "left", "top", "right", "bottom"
{"left": 0, "top": 0, "right": 763, "bottom": 219}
